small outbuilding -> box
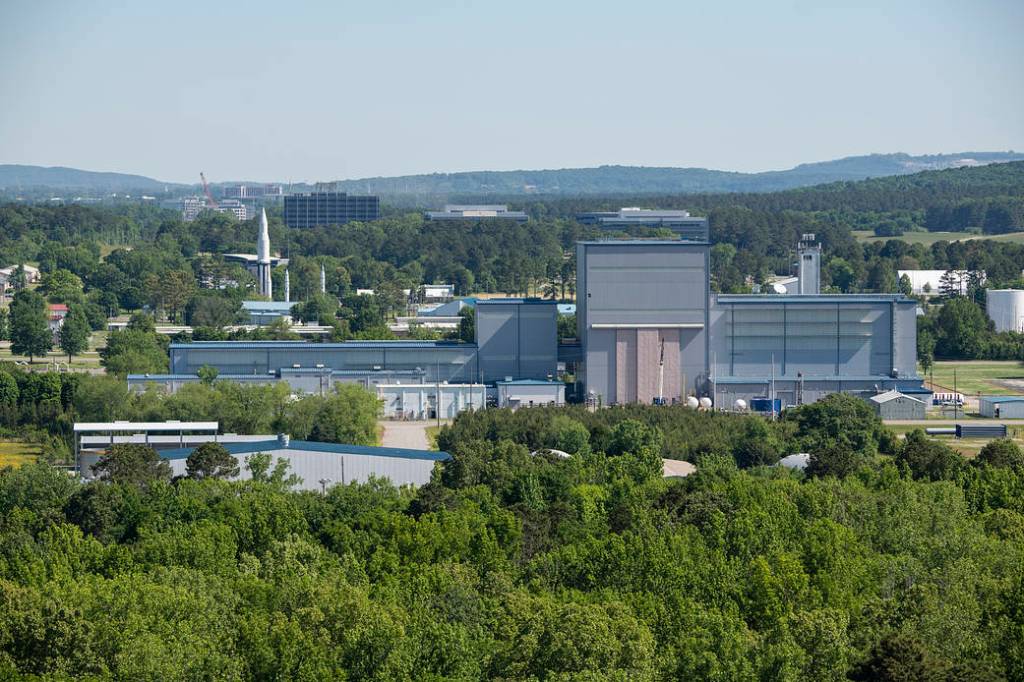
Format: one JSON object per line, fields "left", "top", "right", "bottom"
{"left": 979, "top": 395, "right": 1024, "bottom": 419}
{"left": 868, "top": 390, "right": 926, "bottom": 420}
{"left": 496, "top": 379, "right": 566, "bottom": 409}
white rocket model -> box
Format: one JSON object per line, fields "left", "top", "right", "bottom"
{"left": 320, "top": 263, "right": 326, "bottom": 294}
{"left": 257, "top": 208, "right": 272, "bottom": 299}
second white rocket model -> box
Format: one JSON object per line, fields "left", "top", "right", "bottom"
{"left": 257, "top": 208, "right": 273, "bottom": 299}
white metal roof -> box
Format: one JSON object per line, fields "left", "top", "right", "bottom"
{"left": 869, "top": 390, "right": 924, "bottom": 405}
{"left": 73, "top": 421, "right": 219, "bottom": 433}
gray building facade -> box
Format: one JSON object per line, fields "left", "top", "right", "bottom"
{"left": 576, "top": 240, "right": 924, "bottom": 408}
{"left": 168, "top": 340, "right": 478, "bottom": 384}
{"left": 577, "top": 241, "right": 710, "bottom": 404}
{"left": 979, "top": 396, "right": 1024, "bottom": 419}
{"left": 475, "top": 299, "right": 558, "bottom": 383}
{"left": 283, "top": 192, "right": 380, "bottom": 228}
{"left": 707, "top": 294, "right": 919, "bottom": 405}
{"left": 707, "top": 294, "right": 920, "bottom": 406}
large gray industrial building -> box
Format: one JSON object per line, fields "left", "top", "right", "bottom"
{"left": 573, "top": 239, "right": 922, "bottom": 406}
{"left": 131, "top": 228, "right": 926, "bottom": 412}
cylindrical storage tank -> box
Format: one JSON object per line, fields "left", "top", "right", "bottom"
{"left": 986, "top": 290, "right": 1024, "bottom": 333}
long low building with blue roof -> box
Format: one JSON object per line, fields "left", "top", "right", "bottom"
{"left": 157, "top": 434, "right": 451, "bottom": 491}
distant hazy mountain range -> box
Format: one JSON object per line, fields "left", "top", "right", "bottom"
{"left": 3, "top": 152, "right": 1023, "bottom": 197}
{"left": 0, "top": 165, "right": 180, "bottom": 193}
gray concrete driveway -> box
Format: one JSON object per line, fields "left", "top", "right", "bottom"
{"left": 380, "top": 421, "right": 434, "bottom": 450}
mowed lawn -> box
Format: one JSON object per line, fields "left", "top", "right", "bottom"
{"left": 0, "top": 441, "right": 40, "bottom": 468}
{"left": 0, "top": 331, "right": 107, "bottom": 371}
{"left": 922, "top": 360, "right": 1024, "bottom": 396}
{"left": 853, "top": 230, "right": 1024, "bottom": 246}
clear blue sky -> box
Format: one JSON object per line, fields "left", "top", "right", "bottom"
{"left": 1, "top": 0, "right": 1021, "bottom": 184}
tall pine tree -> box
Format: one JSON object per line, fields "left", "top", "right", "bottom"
{"left": 9, "top": 290, "right": 52, "bottom": 363}
{"left": 59, "top": 305, "right": 90, "bottom": 362}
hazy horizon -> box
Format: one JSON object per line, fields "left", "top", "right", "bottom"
{"left": 2, "top": 1, "right": 1022, "bottom": 184}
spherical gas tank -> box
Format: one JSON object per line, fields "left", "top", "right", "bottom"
{"left": 734, "top": 399, "right": 747, "bottom": 411}
{"left": 685, "top": 396, "right": 700, "bottom": 409}
{"left": 699, "top": 397, "right": 713, "bottom": 410}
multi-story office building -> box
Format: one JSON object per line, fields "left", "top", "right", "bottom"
{"left": 576, "top": 208, "right": 709, "bottom": 241}
{"left": 217, "top": 199, "right": 248, "bottom": 221}
{"left": 182, "top": 197, "right": 247, "bottom": 222}
{"left": 221, "top": 184, "right": 283, "bottom": 199}
{"left": 424, "top": 205, "right": 528, "bottom": 222}
{"left": 283, "top": 192, "right": 380, "bottom": 228}
{"left": 181, "top": 197, "right": 206, "bottom": 222}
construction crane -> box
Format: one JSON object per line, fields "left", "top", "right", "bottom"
{"left": 199, "top": 172, "right": 218, "bottom": 209}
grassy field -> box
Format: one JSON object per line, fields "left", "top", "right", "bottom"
{"left": 921, "top": 360, "right": 1024, "bottom": 396}
{"left": 0, "top": 331, "right": 107, "bottom": 372}
{"left": 853, "top": 230, "right": 1024, "bottom": 246}
{"left": 0, "top": 441, "right": 40, "bottom": 468}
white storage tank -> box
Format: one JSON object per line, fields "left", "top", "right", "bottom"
{"left": 986, "top": 289, "right": 1024, "bottom": 333}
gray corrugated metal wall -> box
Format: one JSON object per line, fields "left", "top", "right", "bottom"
{"left": 171, "top": 344, "right": 478, "bottom": 383}
{"left": 167, "top": 449, "right": 438, "bottom": 491}
{"left": 578, "top": 242, "right": 709, "bottom": 404}
{"left": 475, "top": 301, "right": 557, "bottom": 383}
{"left": 875, "top": 396, "right": 925, "bottom": 420}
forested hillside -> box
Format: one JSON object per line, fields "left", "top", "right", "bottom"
{"left": 5, "top": 152, "right": 1022, "bottom": 198}
{"left": 515, "top": 160, "right": 1024, "bottom": 227}
{"left": 2, "top": 398, "right": 1024, "bottom": 679}
{"left": 0, "top": 165, "right": 179, "bottom": 193}
{"left": 327, "top": 152, "right": 1024, "bottom": 196}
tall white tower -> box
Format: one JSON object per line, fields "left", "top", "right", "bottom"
{"left": 257, "top": 208, "right": 273, "bottom": 299}
{"left": 797, "top": 233, "right": 821, "bottom": 295}
{"left": 283, "top": 269, "right": 290, "bottom": 303}
{"left": 319, "top": 263, "right": 326, "bottom": 294}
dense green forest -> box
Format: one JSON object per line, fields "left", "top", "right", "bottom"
{"left": 3, "top": 397, "right": 1024, "bottom": 679}
{"left": 0, "top": 362, "right": 381, "bottom": 462}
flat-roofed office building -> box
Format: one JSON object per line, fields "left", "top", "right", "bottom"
{"left": 424, "top": 205, "right": 528, "bottom": 222}
{"left": 576, "top": 208, "right": 709, "bottom": 242}
{"left": 284, "top": 192, "right": 380, "bottom": 228}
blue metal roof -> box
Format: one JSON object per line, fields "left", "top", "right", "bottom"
{"left": 717, "top": 294, "right": 912, "bottom": 304}
{"left": 158, "top": 439, "right": 451, "bottom": 462}
{"left": 476, "top": 298, "right": 555, "bottom": 305}
{"left": 127, "top": 373, "right": 272, "bottom": 381}
{"left": 980, "top": 395, "right": 1024, "bottom": 403}
{"left": 170, "top": 340, "right": 477, "bottom": 350}
{"left": 711, "top": 375, "right": 923, "bottom": 383}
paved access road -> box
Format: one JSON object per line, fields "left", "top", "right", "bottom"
{"left": 379, "top": 421, "right": 433, "bottom": 450}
